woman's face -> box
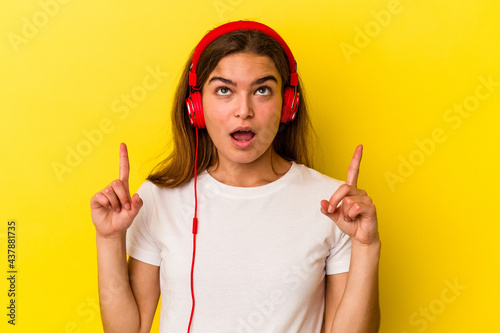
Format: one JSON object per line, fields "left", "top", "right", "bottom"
{"left": 202, "top": 52, "right": 283, "bottom": 169}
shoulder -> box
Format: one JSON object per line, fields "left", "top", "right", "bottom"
{"left": 135, "top": 180, "right": 156, "bottom": 201}
{"left": 136, "top": 179, "right": 192, "bottom": 196}
{"left": 133, "top": 179, "right": 195, "bottom": 225}
{"left": 135, "top": 179, "right": 195, "bottom": 209}
{"left": 280, "top": 163, "right": 345, "bottom": 202}
{"left": 292, "top": 163, "right": 344, "bottom": 189}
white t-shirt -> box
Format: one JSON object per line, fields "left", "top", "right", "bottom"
{"left": 127, "top": 162, "right": 351, "bottom": 333}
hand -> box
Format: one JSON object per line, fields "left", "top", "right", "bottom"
{"left": 320, "top": 145, "right": 379, "bottom": 246}
{"left": 90, "top": 143, "right": 143, "bottom": 238}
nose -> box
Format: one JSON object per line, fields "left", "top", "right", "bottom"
{"left": 234, "top": 95, "right": 254, "bottom": 119}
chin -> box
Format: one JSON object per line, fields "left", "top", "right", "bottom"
{"left": 234, "top": 149, "right": 272, "bottom": 165}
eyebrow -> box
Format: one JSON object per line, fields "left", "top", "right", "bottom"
{"left": 207, "top": 75, "right": 278, "bottom": 86}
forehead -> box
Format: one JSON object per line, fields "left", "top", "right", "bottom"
{"left": 208, "top": 53, "right": 281, "bottom": 83}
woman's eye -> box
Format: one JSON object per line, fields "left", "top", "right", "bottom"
{"left": 256, "top": 87, "right": 271, "bottom": 96}
{"left": 216, "top": 87, "right": 231, "bottom": 95}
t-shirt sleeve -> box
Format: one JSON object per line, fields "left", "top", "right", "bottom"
{"left": 326, "top": 227, "right": 351, "bottom": 275}
{"left": 126, "top": 181, "right": 161, "bottom": 266}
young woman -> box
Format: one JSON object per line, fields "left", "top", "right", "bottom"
{"left": 91, "top": 21, "right": 380, "bottom": 333}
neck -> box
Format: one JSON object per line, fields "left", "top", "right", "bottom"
{"left": 207, "top": 150, "right": 292, "bottom": 187}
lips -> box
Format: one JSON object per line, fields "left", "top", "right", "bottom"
{"left": 230, "top": 127, "right": 255, "bottom": 149}
{"left": 231, "top": 130, "right": 255, "bottom": 142}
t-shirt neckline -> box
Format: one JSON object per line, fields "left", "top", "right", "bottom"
{"left": 198, "top": 161, "right": 299, "bottom": 198}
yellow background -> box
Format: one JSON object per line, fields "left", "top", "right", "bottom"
{"left": 1, "top": 0, "right": 499, "bottom": 332}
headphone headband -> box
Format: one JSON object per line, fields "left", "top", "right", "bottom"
{"left": 185, "top": 21, "right": 301, "bottom": 129}
{"left": 188, "top": 21, "right": 298, "bottom": 88}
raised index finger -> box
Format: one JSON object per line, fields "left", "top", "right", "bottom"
{"left": 346, "top": 144, "right": 363, "bottom": 187}
{"left": 119, "top": 142, "right": 130, "bottom": 190}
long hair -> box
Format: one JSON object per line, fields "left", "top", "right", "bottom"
{"left": 147, "top": 27, "right": 315, "bottom": 188}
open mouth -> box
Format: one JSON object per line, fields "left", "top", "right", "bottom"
{"left": 230, "top": 130, "right": 255, "bottom": 142}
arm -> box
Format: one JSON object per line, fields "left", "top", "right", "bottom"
{"left": 96, "top": 234, "right": 160, "bottom": 333}
{"left": 128, "top": 257, "right": 161, "bottom": 332}
{"left": 325, "top": 241, "right": 380, "bottom": 333}
{"left": 91, "top": 143, "right": 159, "bottom": 332}
{"left": 324, "top": 272, "right": 348, "bottom": 330}
{"left": 321, "top": 145, "right": 381, "bottom": 332}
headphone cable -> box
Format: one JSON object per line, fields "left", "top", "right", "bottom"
{"left": 187, "top": 128, "right": 199, "bottom": 333}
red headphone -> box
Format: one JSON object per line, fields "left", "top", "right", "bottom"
{"left": 185, "top": 20, "right": 300, "bottom": 129}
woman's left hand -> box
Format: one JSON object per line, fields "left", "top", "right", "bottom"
{"left": 320, "top": 145, "right": 379, "bottom": 246}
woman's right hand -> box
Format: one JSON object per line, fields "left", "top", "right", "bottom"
{"left": 90, "top": 143, "right": 143, "bottom": 238}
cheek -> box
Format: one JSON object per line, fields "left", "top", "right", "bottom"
{"left": 256, "top": 113, "right": 281, "bottom": 144}
{"left": 202, "top": 98, "right": 227, "bottom": 143}
{"left": 267, "top": 101, "right": 283, "bottom": 128}
{"left": 202, "top": 96, "right": 220, "bottom": 125}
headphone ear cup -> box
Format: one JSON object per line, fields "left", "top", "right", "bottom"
{"left": 281, "top": 87, "right": 300, "bottom": 124}
{"left": 186, "top": 90, "right": 206, "bottom": 128}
